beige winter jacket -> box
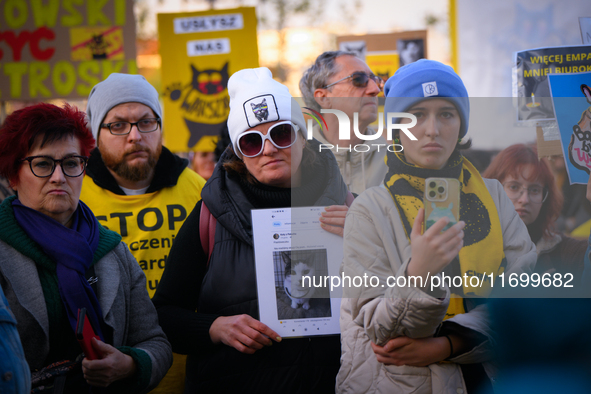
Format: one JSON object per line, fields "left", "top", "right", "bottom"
{"left": 337, "top": 179, "right": 537, "bottom": 394}
{"left": 313, "top": 125, "right": 388, "bottom": 195}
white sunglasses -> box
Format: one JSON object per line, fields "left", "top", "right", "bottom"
{"left": 237, "top": 121, "right": 299, "bottom": 158}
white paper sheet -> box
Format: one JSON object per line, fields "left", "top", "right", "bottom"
{"left": 252, "top": 206, "right": 343, "bottom": 338}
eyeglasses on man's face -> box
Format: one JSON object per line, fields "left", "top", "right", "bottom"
{"left": 322, "top": 71, "right": 384, "bottom": 90}
{"left": 100, "top": 118, "right": 161, "bottom": 135}
{"left": 21, "top": 155, "right": 88, "bottom": 178}
{"left": 502, "top": 181, "right": 548, "bottom": 204}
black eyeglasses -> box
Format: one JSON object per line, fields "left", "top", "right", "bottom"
{"left": 21, "top": 155, "right": 88, "bottom": 178}
{"left": 100, "top": 118, "right": 161, "bottom": 135}
{"left": 237, "top": 121, "right": 299, "bottom": 158}
{"left": 322, "top": 71, "right": 384, "bottom": 90}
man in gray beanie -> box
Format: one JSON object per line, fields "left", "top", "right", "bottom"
{"left": 80, "top": 73, "right": 205, "bottom": 394}
{"left": 300, "top": 51, "right": 388, "bottom": 195}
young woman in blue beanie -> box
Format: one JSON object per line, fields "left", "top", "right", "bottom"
{"left": 336, "top": 59, "right": 536, "bottom": 393}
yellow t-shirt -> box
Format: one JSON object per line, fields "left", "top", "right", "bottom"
{"left": 80, "top": 168, "right": 205, "bottom": 297}
{"left": 81, "top": 168, "right": 204, "bottom": 394}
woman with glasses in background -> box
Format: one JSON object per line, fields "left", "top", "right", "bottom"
{"left": 483, "top": 144, "right": 587, "bottom": 281}
{"left": 0, "top": 103, "right": 172, "bottom": 393}
{"left": 153, "top": 68, "right": 351, "bottom": 393}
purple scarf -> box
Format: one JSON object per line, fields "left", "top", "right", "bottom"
{"left": 12, "top": 199, "right": 106, "bottom": 341}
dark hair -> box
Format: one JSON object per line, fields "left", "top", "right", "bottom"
{"left": 214, "top": 123, "right": 231, "bottom": 162}
{"left": 223, "top": 138, "right": 317, "bottom": 185}
{"left": 457, "top": 139, "right": 472, "bottom": 150}
{"left": 0, "top": 103, "right": 94, "bottom": 186}
{"left": 482, "top": 144, "right": 562, "bottom": 242}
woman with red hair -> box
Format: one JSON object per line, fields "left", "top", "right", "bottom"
{"left": 483, "top": 144, "right": 587, "bottom": 280}
{"left": 0, "top": 103, "right": 171, "bottom": 392}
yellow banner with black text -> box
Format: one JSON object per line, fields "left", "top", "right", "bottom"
{"left": 80, "top": 171, "right": 204, "bottom": 297}
{"left": 158, "top": 7, "right": 259, "bottom": 151}
{"left": 0, "top": 0, "right": 136, "bottom": 100}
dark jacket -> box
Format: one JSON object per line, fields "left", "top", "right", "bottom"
{"left": 0, "top": 198, "right": 172, "bottom": 393}
{"left": 0, "top": 283, "right": 30, "bottom": 394}
{"left": 153, "top": 139, "right": 348, "bottom": 393}
{"left": 534, "top": 232, "right": 587, "bottom": 282}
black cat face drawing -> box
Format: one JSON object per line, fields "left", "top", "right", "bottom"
{"left": 163, "top": 62, "right": 231, "bottom": 148}
{"left": 191, "top": 62, "right": 230, "bottom": 95}
{"left": 251, "top": 98, "right": 269, "bottom": 122}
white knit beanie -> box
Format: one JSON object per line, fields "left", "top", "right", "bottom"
{"left": 227, "top": 67, "right": 306, "bottom": 156}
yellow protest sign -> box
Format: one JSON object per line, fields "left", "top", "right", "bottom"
{"left": 366, "top": 52, "right": 400, "bottom": 95}
{"left": 0, "top": 0, "right": 136, "bottom": 100}
{"left": 158, "top": 8, "right": 259, "bottom": 151}
{"left": 70, "top": 27, "right": 125, "bottom": 61}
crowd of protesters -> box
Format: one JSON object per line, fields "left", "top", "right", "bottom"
{"left": 0, "top": 50, "right": 590, "bottom": 394}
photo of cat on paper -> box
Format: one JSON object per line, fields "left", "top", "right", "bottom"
{"left": 274, "top": 249, "right": 331, "bottom": 320}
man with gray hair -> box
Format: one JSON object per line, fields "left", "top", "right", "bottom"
{"left": 80, "top": 73, "right": 205, "bottom": 394}
{"left": 300, "top": 51, "right": 388, "bottom": 195}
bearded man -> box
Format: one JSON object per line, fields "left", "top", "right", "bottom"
{"left": 81, "top": 73, "right": 205, "bottom": 394}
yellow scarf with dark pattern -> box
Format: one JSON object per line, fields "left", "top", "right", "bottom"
{"left": 384, "top": 150, "right": 506, "bottom": 319}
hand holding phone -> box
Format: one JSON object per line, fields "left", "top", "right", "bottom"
{"left": 406, "top": 179, "right": 464, "bottom": 280}
{"left": 424, "top": 178, "right": 460, "bottom": 232}
{"left": 76, "top": 308, "right": 101, "bottom": 360}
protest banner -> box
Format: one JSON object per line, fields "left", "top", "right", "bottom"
{"left": 450, "top": 1, "right": 590, "bottom": 150}
{"left": 515, "top": 45, "right": 591, "bottom": 123}
{"left": 0, "top": 0, "right": 136, "bottom": 100}
{"left": 337, "top": 31, "right": 427, "bottom": 83}
{"left": 365, "top": 53, "right": 399, "bottom": 88}
{"left": 548, "top": 71, "right": 591, "bottom": 184}
{"left": 158, "top": 7, "right": 259, "bottom": 151}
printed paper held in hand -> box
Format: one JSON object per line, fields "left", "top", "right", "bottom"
{"left": 252, "top": 207, "right": 343, "bottom": 338}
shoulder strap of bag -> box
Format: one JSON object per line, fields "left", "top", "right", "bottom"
{"left": 200, "top": 194, "right": 351, "bottom": 266}
{"left": 199, "top": 201, "right": 217, "bottom": 268}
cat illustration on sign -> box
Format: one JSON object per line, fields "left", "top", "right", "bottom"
{"left": 163, "top": 62, "right": 230, "bottom": 148}
{"left": 568, "top": 84, "right": 591, "bottom": 174}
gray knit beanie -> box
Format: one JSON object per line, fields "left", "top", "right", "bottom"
{"left": 86, "top": 73, "right": 162, "bottom": 141}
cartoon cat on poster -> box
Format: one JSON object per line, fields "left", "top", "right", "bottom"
{"left": 568, "top": 84, "right": 591, "bottom": 175}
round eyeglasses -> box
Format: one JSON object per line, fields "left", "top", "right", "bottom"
{"left": 21, "top": 155, "right": 88, "bottom": 178}
{"left": 237, "top": 121, "right": 299, "bottom": 158}
{"left": 100, "top": 118, "right": 161, "bottom": 135}
{"left": 502, "top": 181, "right": 548, "bottom": 204}
{"left": 322, "top": 71, "right": 384, "bottom": 90}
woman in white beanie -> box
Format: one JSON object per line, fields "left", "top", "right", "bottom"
{"left": 153, "top": 67, "right": 350, "bottom": 393}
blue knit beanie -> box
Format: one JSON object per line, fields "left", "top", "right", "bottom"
{"left": 384, "top": 59, "right": 470, "bottom": 138}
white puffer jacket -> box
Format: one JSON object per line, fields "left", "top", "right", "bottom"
{"left": 337, "top": 179, "right": 537, "bottom": 394}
